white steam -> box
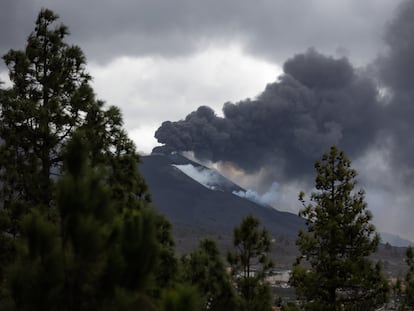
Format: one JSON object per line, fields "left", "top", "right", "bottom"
{"left": 173, "top": 163, "right": 284, "bottom": 210}
{"left": 233, "top": 182, "right": 279, "bottom": 207}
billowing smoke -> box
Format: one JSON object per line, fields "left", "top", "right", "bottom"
{"left": 154, "top": 48, "right": 381, "bottom": 182}
{"left": 153, "top": 0, "right": 414, "bottom": 239}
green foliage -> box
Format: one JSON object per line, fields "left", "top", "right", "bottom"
{"left": 7, "top": 209, "right": 63, "bottom": 311}
{"left": 151, "top": 214, "right": 178, "bottom": 298}
{"left": 79, "top": 101, "right": 151, "bottom": 208}
{"left": 390, "top": 277, "right": 405, "bottom": 311}
{"left": 182, "top": 238, "right": 238, "bottom": 311}
{"left": 290, "top": 146, "right": 389, "bottom": 311}
{"left": 5, "top": 135, "right": 161, "bottom": 310}
{"left": 0, "top": 8, "right": 93, "bottom": 223}
{"left": 237, "top": 279, "right": 272, "bottom": 311}
{"left": 227, "top": 215, "right": 274, "bottom": 311}
{"left": 404, "top": 246, "right": 414, "bottom": 307}
{"left": 161, "top": 284, "right": 202, "bottom": 311}
{"left": 228, "top": 215, "right": 273, "bottom": 280}
{"left": 281, "top": 302, "right": 301, "bottom": 311}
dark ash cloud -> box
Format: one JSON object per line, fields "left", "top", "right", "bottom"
{"left": 283, "top": 50, "right": 355, "bottom": 89}
{"left": 154, "top": 49, "right": 382, "bottom": 181}
{"left": 377, "top": 0, "right": 414, "bottom": 185}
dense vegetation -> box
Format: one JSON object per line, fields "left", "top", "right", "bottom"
{"left": 0, "top": 8, "right": 412, "bottom": 311}
{"left": 0, "top": 9, "right": 176, "bottom": 310}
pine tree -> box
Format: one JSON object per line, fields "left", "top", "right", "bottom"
{"left": 0, "top": 8, "right": 177, "bottom": 305}
{"left": 0, "top": 8, "right": 154, "bottom": 237}
{"left": 182, "top": 238, "right": 238, "bottom": 311}
{"left": 227, "top": 215, "right": 274, "bottom": 311}
{"left": 6, "top": 209, "right": 64, "bottom": 311}
{"left": 0, "top": 9, "right": 93, "bottom": 223}
{"left": 403, "top": 247, "right": 414, "bottom": 308}
{"left": 0, "top": 7, "right": 93, "bottom": 298}
{"left": 161, "top": 284, "right": 202, "bottom": 311}
{"left": 290, "top": 146, "right": 389, "bottom": 311}
{"left": 6, "top": 134, "right": 161, "bottom": 311}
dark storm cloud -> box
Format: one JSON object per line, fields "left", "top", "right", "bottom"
{"left": 0, "top": 1, "right": 37, "bottom": 69}
{"left": 378, "top": 0, "right": 414, "bottom": 92}
{"left": 0, "top": 0, "right": 402, "bottom": 65}
{"left": 376, "top": 0, "right": 414, "bottom": 184}
{"left": 154, "top": 49, "right": 382, "bottom": 181}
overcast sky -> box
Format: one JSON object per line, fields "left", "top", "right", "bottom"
{"left": 3, "top": 0, "right": 414, "bottom": 241}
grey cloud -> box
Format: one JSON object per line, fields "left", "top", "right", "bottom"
{"left": 0, "top": 0, "right": 403, "bottom": 65}
{"left": 0, "top": 1, "right": 37, "bottom": 69}
{"left": 0, "top": 1, "right": 34, "bottom": 47}
{"left": 0, "top": 0, "right": 243, "bottom": 62}
{"left": 379, "top": 0, "right": 414, "bottom": 92}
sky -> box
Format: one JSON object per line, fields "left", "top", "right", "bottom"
{"left": 2, "top": 0, "right": 414, "bottom": 241}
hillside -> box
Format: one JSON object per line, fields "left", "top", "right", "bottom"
{"left": 139, "top": 153, "right": 304, "bottom": 258}
{"left": 139, "top": 153, "right": 409, "bottom": 274}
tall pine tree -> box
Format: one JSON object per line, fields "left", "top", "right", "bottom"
{"left": 0, "top": 9, "right": 93, "bottom": 225}
{"left": 0, "top": 8, "right": 177, "bottom": 304}
{"left": 0, "top": 8, "right": 152, "bottom": 234}
{"left": 290, "top": 146, "right": 389, "bottom": 311}
{"left": 227, "top": 215, "right": 273, "bottom": 311}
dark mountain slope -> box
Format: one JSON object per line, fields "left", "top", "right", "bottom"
{"left": 139, "top": 153, "right": 305, "bottom": 240}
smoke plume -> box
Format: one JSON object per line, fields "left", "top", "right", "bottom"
{"left": 154, "top": 48, "right": 381, "bottom": 182}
